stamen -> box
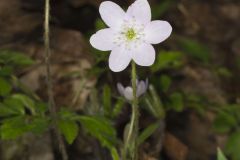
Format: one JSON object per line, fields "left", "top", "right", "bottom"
{"left": 125, "top": 28, "right": 136, "bottom": 40}
{"left": 114, "top": 19, "right": 146, "bottom": 48}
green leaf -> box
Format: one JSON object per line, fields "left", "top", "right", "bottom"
{"left": 186, "top": 94, "right": 207, "bottom": 115}
{"left": 35, "top": 102, "right": 48, "bottom": 115}
{"left": 217, "top": 148, "right": 227, "bottom": 160}
{"left": 0, "top": 66, "right": 13, "bottom": 76}
{"left": 10, "top": 76, "right": 40, "bottom": 101}
{"left": 178, "top": 38, "right": 210, "bottom": 63}
{"left": 3, "top": 96, "right": 25, "bottom": 115}
{"left": 0, "top": 50, "right": 34, "bottom": 66}
{"left": 225, "top": 131, "right": 240, "bottom": 160}
{"left": 151, "top": 51, "right": 183, "bottom": 72}
{"left": 112, "top": 99, "right": 125, "bottom": 118}
{"left": 95, "top": 18, "right": 107, "bottom": 30}
{"left": 137, "top": 122, "right": 160, "bottom": 146}
{"left": 103, "top": 85, "right": 111, "bottom": 117}
{"left": 58, "top": 108, "right": 79, "bottom": 121}
{"left": 77, "top": 115, "right": 117, "bottom": 148}
{"left": 0, "top": 103, "right": 21, "bottom": 117}
{"left": 144, "top": 85, "right": 165, "bottom": 118}
{"left": 169, "top": 92, "right": 184, "bottom": 112}
{"left": 12, "top": 94, "right": 36, "bottom": 115}
{"left": 123, "top": 123, "right": 131, "bottom": 145}
{"left": 58, "top": 120, "right": 79, "bottom": 144}
{"left": 110, "top": 148, "right": 120, "bottom": 160}
{"left": 0, "top": 77, "right": 12, "bottom": 96}
{"left": 213, "top": 111, "right": 237, "bottom": 133}
{"left": 28, "top": 117, "right": 50, "bottom": 134}
{"left": 160, "top": 75, "right": 172, "bottom": 92}
{"left": 0, "top": 116, "right": 28, "bottom": 139}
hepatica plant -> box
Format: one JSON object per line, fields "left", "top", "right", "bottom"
{"left": 90, "top": 0, "right": 172, "bottom": 72}
{"left": 90, "top": 0, "right": 172, "bottom": 159}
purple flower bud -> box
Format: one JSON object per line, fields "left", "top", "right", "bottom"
{"left": 117, "top": 79, "right": 148, "bottom": 101}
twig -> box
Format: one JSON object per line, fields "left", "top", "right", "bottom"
{"left": 44, "top": 0, "right": 69, "bottom": 160}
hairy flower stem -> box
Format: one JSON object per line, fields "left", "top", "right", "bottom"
{"left": 131, "top": 61, "right": 139, "bottom": 160}
{"left": 44, "top": 0, "right": 68, "bottom": 160}
{"left": 122, "top": 61, "right": 139, "bottom": 160}
{"left": 124, "top": 61, "right": 139, "bottom": 160}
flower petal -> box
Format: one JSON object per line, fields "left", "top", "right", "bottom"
{"left": 109, "top": 46, "right": 132, "bottom": 72}
{"left": 136, "top": 79, "right": 139, "bottom": 86}
{"left": 137, "top": 80, "right": 146, "bottom": 97}
{"left": 124, "top": 87, "right": 133, "bottom": 101}
{"left": 132, "top": 43, "right": 155, "bottom": 66}
{"left": 144, "top": 20, "right": 172, "bottom": 44}
{"left": 99, "top": 1, "right": 125, "bottom": 28}
{"left": 117, "top": 83, "right": 125, "bottom": 96}
{"left": 90, "top": 28, "right": 115, "bottom": 51}
{"left": 127, "top": 0, "right": 151, "bottom": 24}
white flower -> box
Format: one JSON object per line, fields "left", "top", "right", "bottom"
{"left": 117, "top": 79, "right": 148, "bottom": 101}
{"left": 90, "top": 0, "right": 172, "bottom": 72}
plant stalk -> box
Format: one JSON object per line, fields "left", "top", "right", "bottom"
{"left": 123, "top": 61, "right": 139, "bottom": 160}
{"left": 44, "top": 0, "right": 68, "bottom": 160}
{"left": 131, "top": 61, "right": 139, "bottom": 160}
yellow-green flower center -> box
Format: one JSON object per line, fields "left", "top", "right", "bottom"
{"left": 125, "top": 28, "right": 136, "bottom": 41}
